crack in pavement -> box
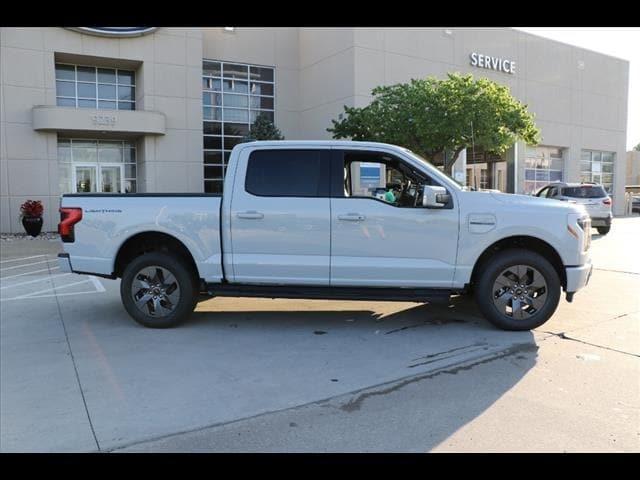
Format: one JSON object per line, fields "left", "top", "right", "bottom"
{"left": 593, "top": 268, "right": 639, "bottom": 275}
{"left": 539, "top": 330, "right": 640, "bottom": 358}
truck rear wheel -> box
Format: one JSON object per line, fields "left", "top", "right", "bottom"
{"left": 474, "top": 249, "right": 561, "bottom": 331}
{"left": 596, "top": 226, "right": 610, "bottom": 235}
{"left": 120, "top": 252, "right": 198, "bottom": 328}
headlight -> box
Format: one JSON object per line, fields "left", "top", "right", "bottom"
{"left": 568, "top": 213, "right": 591, "bottom": 252}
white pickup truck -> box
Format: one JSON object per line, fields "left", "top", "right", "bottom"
{"left": 57, "top": 140, "right": 593, "bottom": 331}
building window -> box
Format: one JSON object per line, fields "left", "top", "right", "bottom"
{"left": 55, "top": 64, "right": 136, "bottom": 110}
{"left": 202, "top": 60, "right": 275, "bottom": 193}
{"left": 581, "top": 150, "right": 614, "bottom": 194}
{"left": 523, "top": 146, "right": 564, "bottom": 194}
{"left": 58, "top": 139, "right": 137, "bottom": 194}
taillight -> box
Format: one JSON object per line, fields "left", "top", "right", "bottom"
{"left": 603, "top": 198, "right": 612, "bottom": 206}
{"left": 58, "top": 208, "right": 82, "bottom": 243}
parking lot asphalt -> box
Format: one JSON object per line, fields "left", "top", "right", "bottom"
{"left": 1, "top": 218, "right": 638, "bottom": 452}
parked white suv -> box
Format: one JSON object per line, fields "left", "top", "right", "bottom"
{"left": 535, "top": 182, "right": 612, "bottom": 235}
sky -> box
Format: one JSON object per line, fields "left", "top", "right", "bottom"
{"left": 516, "top": 27, "right": 639, "bottom": 151}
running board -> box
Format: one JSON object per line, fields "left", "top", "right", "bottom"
{"left": 203, "top": 283, "right": 452, "bottom": 304}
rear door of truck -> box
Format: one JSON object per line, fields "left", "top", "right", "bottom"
{"left": 227, "top": 146, "right": 332, "bottom": 285}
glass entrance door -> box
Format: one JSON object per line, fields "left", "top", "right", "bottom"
{"left": 74, "top": 165, "right": 97, "bottom": 193}
{"left": 100, "top": 165, "right": 123, "bottom": 193}
{"left": 73, "top": 164, "right": 123, "bottom": 193}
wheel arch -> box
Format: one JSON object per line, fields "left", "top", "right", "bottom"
{"left": 469, "top": 235, "right": 566, "bottom": 290}
{"left": 113, "top": 231, "right": 200, "bottom": 282}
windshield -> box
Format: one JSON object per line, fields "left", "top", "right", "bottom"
{"left": 562, "top": 186, "right": 607, "bottom": 198}
{"left": 402, "top": 149, "right": 464, "bottom": 190}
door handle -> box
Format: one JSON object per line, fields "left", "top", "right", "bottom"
{"left": 337, "top": 213, "right": 366, "bottom": 222}
{"left": 237, "top": 211, "right": 264, "bottom": 220}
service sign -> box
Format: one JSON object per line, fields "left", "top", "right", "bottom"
{"left": 67, "top": 27, "right": 158, "bottom": 38}
{"left": 470, "top": 52, "right": 516, "bottom": 75}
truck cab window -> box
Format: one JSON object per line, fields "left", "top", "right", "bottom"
{"left": 341, "top": 151, "right": 435, "bottom": 208}
{"left": 245, "top": 149, "right": 331, "bottom": 197}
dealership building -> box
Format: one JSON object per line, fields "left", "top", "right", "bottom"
{"left": 0, "top": 27, "right": 630, "bottom": 232}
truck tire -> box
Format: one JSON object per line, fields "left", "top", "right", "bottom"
{"left": 474, "top": 249, "right": 561, "bottom": 331}
{"left": 596, "top": 226, "right": 610, "bottom": 235}
{"left": 120, "top": 252, "right": 198, "bottom": 328}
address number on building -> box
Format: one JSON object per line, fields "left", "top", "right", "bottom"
{"left": 91, "top": 114, "right": 116, "bottom": 127}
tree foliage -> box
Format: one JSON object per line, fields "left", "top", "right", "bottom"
{"left": 243, "top": 113, "right": 284, "bottom": 141}
{"left": 328, "top": 73, "right": 541, "bottom": 172}
{"left": 634, "top": 142, "right": 640, "bottom": 151}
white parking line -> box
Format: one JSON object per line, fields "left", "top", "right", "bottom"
{"left": 0, "top": 273, "right": 71, "bottom": 290}
{"left": 0, "top": 290, "right": 100, "bottom": 302}
{"left": 5, "top": 278, "right": 93, "bottom": 301}
{"left": 0, "top": 266, "right": 60, "bottom": 280}
{"left": 0, "top": 255, "right": 48, "bottom": 264}
{"left": 90, "top": 276, "right": 106, "bottom": 293}
{"left": 0, "top": 258, "right": 58, "bottom": 272}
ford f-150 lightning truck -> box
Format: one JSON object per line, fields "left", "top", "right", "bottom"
{"left": 57, "top": 141, "right": 593, "bottom": 331}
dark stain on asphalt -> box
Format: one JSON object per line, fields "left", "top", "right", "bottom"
{"left": 384, "top": 318, "right": 466, "bottom": 335}
{"left": 289, "top": 422, "right": 297, "bottom": 427}
{"left": 407, "top": 344, "right": 488, "bottom": 369}
{"left": 338, "top": 343, "right": 538, "bottom": 412}
{"left": 314, "top": 330, "right": 327, "bottom": 335}
{"left": 331, "top": 379, "right": 339, "bottom": 382}
{"left": 409, "top": 343, "right": 487, "bottom": 363}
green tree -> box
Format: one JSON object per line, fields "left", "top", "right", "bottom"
{"left": 328, "top": 73, "right": 540, "bottom": 173}
{"left": 634, "top": 142, "right": 640, "bottom": 151}
{"left": 243, "top": 113, "right": 284, "bottom": 141}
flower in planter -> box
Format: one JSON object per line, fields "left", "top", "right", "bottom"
{"left": 20, "top": 200, "right": 44, "bottom": 219}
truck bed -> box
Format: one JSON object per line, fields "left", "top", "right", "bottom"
{"left": 60, "top": 194, "right": 224, "bottom": 282}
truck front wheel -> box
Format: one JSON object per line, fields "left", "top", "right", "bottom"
{"left": 474, "top": 249, "right": 561, "bottom": 331}
{"left": 120, "top": 252, "right": 198, "bottom": 328}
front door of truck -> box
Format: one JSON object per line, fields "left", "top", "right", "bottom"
{"left": 329, "top": 149, "right": 459, "bottom": 287}
{"left": 229, "top": 147, "right": 332, "bottom": 285}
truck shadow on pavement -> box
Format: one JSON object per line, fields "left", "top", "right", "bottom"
{"left": 137, "top": 295, "right": 538, "bottom": 452}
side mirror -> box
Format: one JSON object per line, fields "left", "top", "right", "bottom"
{"left": 423, "top": 185, "right": 450, "bottom": 208}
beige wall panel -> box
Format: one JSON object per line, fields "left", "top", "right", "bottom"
{"left": 154, "top": 63, "right": 187, "bottom": 98}
{"left": 274, "top": 28, "right": 300, "bottom": 70}
{"left": 523, "top": 80, "right": 572, "bottom": 124}
{"left": 0, "top": 197, "right": 11, "bottom": 233}
{"left": 384, "top": 28, "right": 455, "bottom": 65}
{"left": 581, "top": 92, "right": 622, "bottom": 131}
{"left": 299, "top": 48, "right": 354, "bottom": 111}
{"left": 153, "top": 129, "right": 188, "bottom": 163}
{"left": 274, "top": 68, "right": 299, "bottom": 111}
{"left": 2, "top": 86, "right": 45, "bottom": 124}
{"left": 299, "top": 97, "right": 356, "bottom": 140}
{"left": 275, "top": 110, "right": 300, "bottom": 140}
{"left": 80, "top": 34, "right": 120, "bottom": 59}
{"left": 353, "top": 28, "right": 386, "bottom": 51}
{"left": 299, "top": 28, "right": 354, "bottom": 68}
{"left": 154, "top": 34, "right": 187, "bottom": 66}
{"left": 2, "top": 27, "right": 44, "bottom": 51}
{"left": 0, "top": 159, "right": 9, "bottom": 197}
{"left": 523, "top": 33, "right": 573, "bottom": 89}
{"left": 1, "top": 47, "right": 45, "bottom": 88}
{"left": 4, "top": 124, "right": 47, "bottom": 160}
{"left": 7, "top": 159, "right": 51, "bottom": 197}
{"left": 117, "top": 35, "right": 155, "bottom": 62}
{"left": 354, "top": 47, "right": 385, "bottom": 96}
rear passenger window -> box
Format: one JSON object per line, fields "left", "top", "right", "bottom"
{"left": 245, "top": 149, "right": 330, "bottom": 197}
